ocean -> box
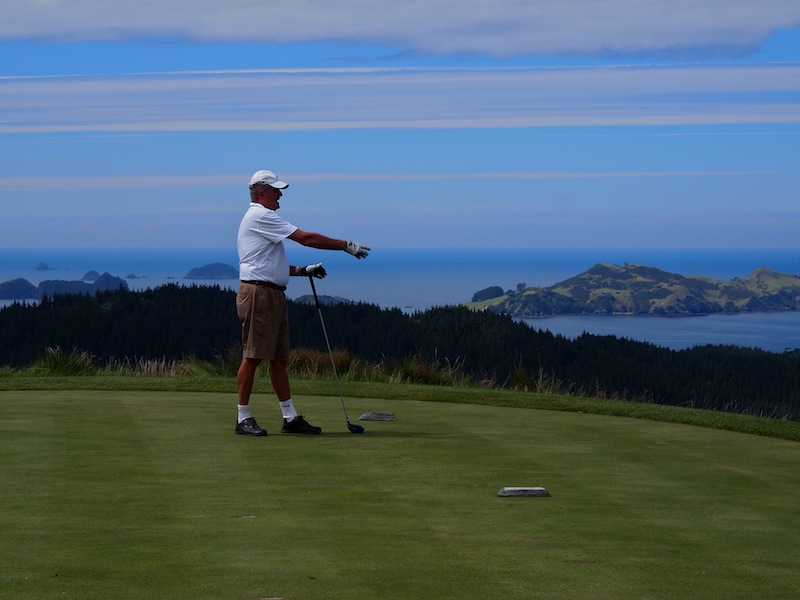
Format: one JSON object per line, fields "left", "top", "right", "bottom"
{"left": 2, "top": 247, "right": 799, "bottom": 353}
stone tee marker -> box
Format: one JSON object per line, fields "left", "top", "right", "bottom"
{"left": 497, "top": 487, "right": 551, "bottom": 497}
{"left": 359, "top": 412, "right": 397, "bottom": 421}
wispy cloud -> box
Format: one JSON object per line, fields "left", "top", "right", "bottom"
{"left": 3, "top": 0, "right": 800, "bottom": 57}
{"left": 1, "top": 64, "right": 798, "bottom": 134}
{"left": 0, "top": 170, "right": 766, "bottom": 192}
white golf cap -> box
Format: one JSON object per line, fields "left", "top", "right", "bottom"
{"left": 249, "top": 169, "right": 288, "bottom": 189}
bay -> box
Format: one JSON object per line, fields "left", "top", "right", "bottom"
{"left": 521, "top": 312, "right": 800, "bottom": 354}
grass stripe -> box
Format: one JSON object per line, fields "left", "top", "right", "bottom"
{"left": 2, "top": 390, "right": 800, "bottom": 599}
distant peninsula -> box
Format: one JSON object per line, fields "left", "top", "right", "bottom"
{"left": 469, "top": 263, "right": 800, "bottom": 317}
{"left": 0, "top": 261, "right": 240, "bottom": 301}
{"left": 0, "top": 273, "right": 129, "bottom": 300}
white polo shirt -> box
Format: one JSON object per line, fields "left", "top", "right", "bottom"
{"left": 237, "top": 203, "right": 298, "bottom": 286}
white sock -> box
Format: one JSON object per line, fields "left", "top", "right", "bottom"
{"left": 237, "top": 404, "right": 251, "bottom": 424}
{"left": 279, "top": 399, "right": 298, "bottom": 422}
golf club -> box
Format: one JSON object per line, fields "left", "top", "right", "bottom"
{"left": 308, "top": 275, "right": 365, "bottom": 434}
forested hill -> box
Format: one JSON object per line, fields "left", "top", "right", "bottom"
{"left": 2, "top": 285, "right": 799, "bottom": 420}
{"left": 469, "top": 263, "right": 800, "bottom": 317}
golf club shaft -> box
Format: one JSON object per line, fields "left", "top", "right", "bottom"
{"left": 308, "top": 276, "right": 350, "bottom": 423}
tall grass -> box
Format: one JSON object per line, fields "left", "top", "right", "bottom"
{"left": 14, "top": 346, "right": 478, "bottom": 387}
{"left": 28, "top": 346, "right": 97, "bottom": 376}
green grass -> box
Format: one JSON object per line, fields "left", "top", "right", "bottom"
{"left": 3, "top": 374, "right": 799, "bottom": 441}
{"left": 2, "top": 388, "right": 800, "bottom": 599}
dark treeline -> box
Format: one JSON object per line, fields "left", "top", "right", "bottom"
{"left": 2, "top": 285, "right": 799, "bottom": 419}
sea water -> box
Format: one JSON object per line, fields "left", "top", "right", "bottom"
{"left": 2, "top": 247, "right": 799, "bottom": 352}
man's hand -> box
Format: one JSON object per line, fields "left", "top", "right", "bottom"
{"left": 303, "top": 263, "right": 327, "bottom": 279}
{"left": 345, "top": 241, "right": 370, "bottom": 259}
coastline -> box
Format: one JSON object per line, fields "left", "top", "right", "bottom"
{"left": 2, "top": 246, "right": 799, "bottom": 352}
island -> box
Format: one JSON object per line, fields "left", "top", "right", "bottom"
{"left": 469, "top": 263, "right": 800, "bottom": 317}
{"left": 184, "top": 263, "right": 238, "bottom": 280}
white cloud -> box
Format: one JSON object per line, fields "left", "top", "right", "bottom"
{"left": 3, "top": 0, "right": 800, "bottom": 57}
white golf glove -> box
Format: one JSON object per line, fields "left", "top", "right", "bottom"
{"left": 303, "top": 263, "right": 327, "bottom": 279}
{"left": 345, "top": 241, "right": 370, "bottom": 259}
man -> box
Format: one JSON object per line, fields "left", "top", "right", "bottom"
{"left": 235, "top": 169, "right": 369, "bottom": 436}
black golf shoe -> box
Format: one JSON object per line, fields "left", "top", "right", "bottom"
{"left": 281, "top": 415, "right": 322, "bottom": 434}
{"left": 235, "top": 417, "right": 268, "bottom": 436}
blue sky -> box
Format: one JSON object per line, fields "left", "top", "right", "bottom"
{"left": 1, "top": 1, "right": 799, "bottom": 250}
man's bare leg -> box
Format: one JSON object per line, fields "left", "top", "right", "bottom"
{"left": 269, "top": 356, "right": 291, "bottom": 401}
{"left": 237, "top": 356, "right": 262, "bottom": 405}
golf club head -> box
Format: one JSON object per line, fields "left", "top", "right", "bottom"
{"left": 347, "top": 421, "right": 365, "bottom": 434}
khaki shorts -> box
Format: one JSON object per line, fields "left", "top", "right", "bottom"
{"left": 236, "top": 282, "right": 290, "bottom": 361}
